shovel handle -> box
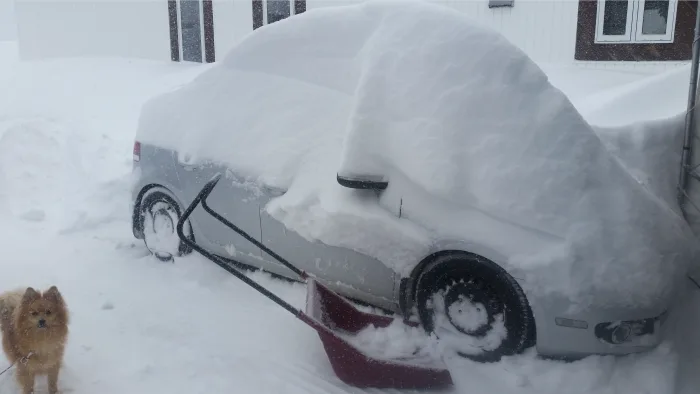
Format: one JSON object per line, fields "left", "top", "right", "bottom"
{"left": 176, "top": 173, "right": 306, "bottom": 318}
{"left": 198, "top": 175, "right": 307, "bottom": 279}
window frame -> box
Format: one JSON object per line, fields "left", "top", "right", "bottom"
{"left": 594, "top": 0, "right": 679, "bottom": 44}
{"left": 595, "top": 0, "right": 635, "bottom": 43}
{"left": 633, "top": 0, "right": 678, "bottom": 42}
{"left": 168, "top": 0, "right": 215, "bottom": 63}
{"left": 265, "top": 0, "right": 292, "bottom": 25}
{"left": 253, "top": 0, "right": 305, "bottom": 30}
{"left": 488, "top": 0, "right": 514, "bottom": 8}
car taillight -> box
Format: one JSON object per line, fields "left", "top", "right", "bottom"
{"left": 133, "top": 141, "right": 141, "bottom": 162}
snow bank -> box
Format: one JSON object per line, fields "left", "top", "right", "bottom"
{"left": 581, "top": 65, "right": 691, "bottom": 128}
{"left": 136, "top": 0, "right": 695, "bottom": 308}
{"left": 575, "top": 64, "right": 700, "bottom": 242}
{"left": 1, "top": 33, "right": 699, "bottom": 394}
{"left": 541, "top": 65, "right": 651, "bottom": 107}
{"left": 576, "top": 63, "right": 700, "bottom": 240}
{"left": 0, "top": 45, "right": 205, "bottom": 231}
{"left": 445, "top": 342, "right": 678, "bottom": 394}
{"left": 592, "top": 115, "right": 686, "bottom": 216}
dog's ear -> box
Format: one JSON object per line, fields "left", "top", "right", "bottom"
{"left": 43, "top": 286, "right": 63, "bottom": 303}
{"left": 22, "top": 287, "right": 40, "bottom": 303}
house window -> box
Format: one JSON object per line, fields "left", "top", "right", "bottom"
{"left": 167, "top": 0, "right": 215, "bottom": 63}
{"left": 267, "top": 0, "right": 291, "bottom": 23}
{"left": 253, "top": 0, "right": 306, "bottom": 30}
{"left": 595, "top": 0, "right": 678, "bottom": 43}
{"left": 179, "top": 0, "right": 203, "bottom": 62}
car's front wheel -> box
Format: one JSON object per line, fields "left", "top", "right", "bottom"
{"left": 139, "top": 188, "right": 193, "bottom": 262}
{"left": 415, "top": 252, "right": 535, "bottom": 362}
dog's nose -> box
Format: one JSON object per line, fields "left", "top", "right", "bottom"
{"left": 37, "top": 319, "right": 46, "bottom": 328}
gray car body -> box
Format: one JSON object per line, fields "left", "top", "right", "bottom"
{"left": 131, "top": 142, "right": 673, "bottom": 360}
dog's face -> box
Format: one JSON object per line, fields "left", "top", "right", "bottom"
{"left": 17, "top": 286, "right": 68, "bottom": 332}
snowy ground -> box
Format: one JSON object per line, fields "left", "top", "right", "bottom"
{"left": 0, "top": 40, "right": 699, "bottom": 394}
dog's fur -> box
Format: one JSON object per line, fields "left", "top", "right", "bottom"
{"left": 0, "top": 287, "right": 69, "bottom": 394}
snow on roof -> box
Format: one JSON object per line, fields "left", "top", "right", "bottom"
{"left": 136, "top": 0, "right": 696, "bottom": 308}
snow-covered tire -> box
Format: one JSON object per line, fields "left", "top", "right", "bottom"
{"left": 415, "top": 252, "right": 535, "bottom": 362}
{"left": 138, "top": 188, "right": 193, "bottom": 262}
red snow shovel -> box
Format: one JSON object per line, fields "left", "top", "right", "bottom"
{"left": 176, "top": 173, "right": 454, "bottom": 390}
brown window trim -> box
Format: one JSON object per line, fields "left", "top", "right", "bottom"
{"left": 167, "top": 0, "right": 216, "bottom": 63}
{"left": 294, "top": 0, "right": 307, "bottom": 14}
{"left": 253, "top": 0, "right": 264, "bottom": 30}
{"left": 574, "top": 0, "right": 697, "bottom": 61}
{"left": 168, "top": 0, "right": 179, "bottom": 62}
{"left": 203, "top": 0, "right": 215, "bottom": 63}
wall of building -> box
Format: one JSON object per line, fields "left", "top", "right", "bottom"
{"left": 11, "top": 0, "right": 694, "bottom": 72}
{"left": 12, "top": 0, "right": 254, "bottom": 63}
{"left": 306, "top": 0, "right": 688, "bottom": 73}
{"left": 442, "top": 0, "right": 581, "bottom": 64}
{"left": 211, "top": 0, "right": 254, "bottom": 62}
{"left": 301, "top": 0, "right": 581, "bottom": 64}
{"left": 14, "top": 0, "right": 172, "bottom": 61}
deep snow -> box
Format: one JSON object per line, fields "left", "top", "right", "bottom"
{"left": 579, "top": 65, "right": 692, "bottom": 128}
{"left": 137, "top": 0, "right": 695, "bottom": 311}
{"left": 571, "top": 64, "right": 700, "bottom": 240}
{"left": 0, "top": 21, "right": 699, "bottom": 394}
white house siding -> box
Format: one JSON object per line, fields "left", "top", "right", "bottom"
{"left": 436, "top": 0, "right": 581, "bottom": 64}
{"left": 295, "top": 0, "right": 580, "bottom": 63}
{"left": 212, "top": 0, "right": 253, "bottom": 62}
{"left": 14, "top": 0, "right": 172, "bottom": 61}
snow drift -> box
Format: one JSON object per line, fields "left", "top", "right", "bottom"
{"left": 593, "top": 115, "right": 686, "bottom": 217}
{"left": 2, "top": 26, "right": 700, "bottom": 394}
{"left": 577, "top": 64, "right": 700, "bottom": 241}
{"left": 136, "top": 0, "right": 695, "bottom": 309}
{"left": 581, "top": 65, "right": 691, "bottom": 128}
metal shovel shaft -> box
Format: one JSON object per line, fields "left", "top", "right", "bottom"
{"left": 175, "top": 173, "right": 307, "bottom": 318}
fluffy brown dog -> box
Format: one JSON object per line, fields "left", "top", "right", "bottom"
{"left": 0, "top": 286, "right": 69, "bottom": 394}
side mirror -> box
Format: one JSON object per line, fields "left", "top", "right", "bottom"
{"left": 336, "top": 173, "right": 388, "bottom": 190}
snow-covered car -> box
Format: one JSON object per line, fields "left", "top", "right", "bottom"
{"left": 130, "top": 0, "right": 695, "bottom": 362}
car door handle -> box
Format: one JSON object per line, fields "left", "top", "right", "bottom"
{"left": 182, "top": 164, "right": 202, "bottom": 171}
{"left": 179, "top": 153, "right": 202, "bottom": 171}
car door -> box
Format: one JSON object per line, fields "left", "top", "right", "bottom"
{"left": 258, "top": 186, "right": 398, "bottom": 305}
{"left": 174, "top": 153, "right": 266, "bottom": 269}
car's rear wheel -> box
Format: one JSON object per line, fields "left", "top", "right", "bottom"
{"left": 139, "top": 189, "right": 193, "bottom": 262}
{"left": 415, "top": 252, "right": 535, "bottom": 362}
